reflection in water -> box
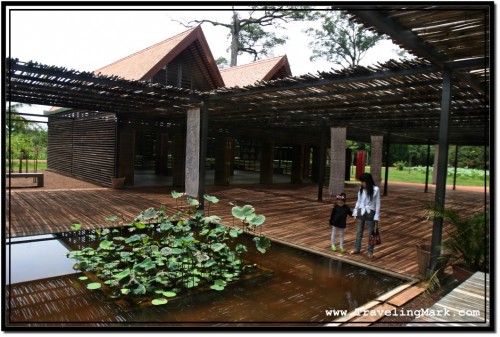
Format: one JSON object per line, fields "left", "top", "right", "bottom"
{"left": 5, "top": 231, "right": 405, "bottom": 326}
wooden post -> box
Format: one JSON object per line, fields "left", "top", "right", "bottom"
{"left": 260, "top": 141, "right": 275, "bottom": 184}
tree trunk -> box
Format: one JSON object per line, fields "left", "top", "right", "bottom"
{"left": 230, "top": 11, "right": 239, "bottom": 66}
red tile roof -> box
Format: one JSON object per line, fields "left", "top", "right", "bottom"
{"left": 93, "top": 26, "right": 223, "bottom": 87}
{"left": 219, "top": 55, "right": 292, "bottom": 88}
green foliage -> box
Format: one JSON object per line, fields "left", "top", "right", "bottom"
{"left": 6, "top": 103, "right": 48, "bottom": 164}
{"left": 67, "top": 193, "right": 270, "bottom": 305}
{"left": 425, "top": 205, "right": 489, "bottom": 273}
{"left": 374, "top": 167, "right": 489, "bottom": 187}
{"left": 306, "top": 11, "right": 385, "bottom": 68}
{"left": 393, "top": 161, "right": 407, "bottom": 171}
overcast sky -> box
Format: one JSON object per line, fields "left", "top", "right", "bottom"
{"left": 7, "top": 6, "right": 404, "bottom": 117}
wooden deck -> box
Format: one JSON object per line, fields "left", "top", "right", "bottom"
{"left": 6, "top": 180, "right": 488, "bottom": 280}
{"left": 407, "top": 271, "right": 490, "bottom": 327}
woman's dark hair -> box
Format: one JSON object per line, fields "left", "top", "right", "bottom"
{"left": 359, "top": 173, "right": 376, "bottom": 200}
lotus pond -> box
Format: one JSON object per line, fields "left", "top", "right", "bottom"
{"left": 6, "top": 232, "right": 405, "bottom": 326}
{"left": 6, "top": 193, "right": 405, "bottom": 327}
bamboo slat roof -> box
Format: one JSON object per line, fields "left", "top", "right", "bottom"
{"left": 5, "top": 6, "right": 490, "bottom": 145}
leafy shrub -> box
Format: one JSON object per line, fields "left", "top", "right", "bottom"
{"left": 393, "top": 160, "right": 407, "bottom": 171}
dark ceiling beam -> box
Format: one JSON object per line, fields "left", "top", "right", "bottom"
{"left": 347, "top": 10, "right": 486, "bottom": 96}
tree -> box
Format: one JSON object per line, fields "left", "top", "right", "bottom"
{"left": 180, "top": 6, "right": 316, "bottom": 66}
{"left": 6, "top": 102, "right": 48, "bottom": 172}
{"left": 6, "top": 103, "right": 31, "bottom": 134}
{"left": 306, "top": 11, "right": 386, "bottom": 68}
{"left": 215, "top": 56, "right": 229, "bottom": 69}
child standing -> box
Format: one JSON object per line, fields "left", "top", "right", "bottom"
{"left": 329, "top": 193, "right": 352, "bottom": 253}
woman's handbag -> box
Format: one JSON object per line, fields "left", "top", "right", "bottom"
{"left": 369, "top": 222, "right": 381, "bottom": 246}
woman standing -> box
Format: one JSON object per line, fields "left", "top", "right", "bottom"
{"left": 350, "top": 173, "right": 381, "bottom": 259}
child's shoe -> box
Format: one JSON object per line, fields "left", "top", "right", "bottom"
{"left": 331, "top": 245, "right": 337, "bottom": 252}
{"left": 339, "top": 247, "right": 347, "bottom": 253}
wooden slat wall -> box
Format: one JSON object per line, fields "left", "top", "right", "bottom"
{"left": 47, "top": 113, "right": 117, "bottom": 186}
{"left": 47, "top": 118, "right": 74, "bottom": 173}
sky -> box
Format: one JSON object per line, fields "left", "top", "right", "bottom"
{"left": 7, "top": 5, "right": 405, "bottom": 119}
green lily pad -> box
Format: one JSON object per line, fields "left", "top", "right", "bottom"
{"left": 204, "top": 194, "right": 219, "bottom": 204}
{"left": 71, "top": 223, "right": 82, "bottom": 231}
{"left": 152, "top": 298, "right": 168, "bottom": 305}
{"left": 162, "top": 291, "right": 177, "bottom": 298}
{"left": 87, "top": 282, "right": 102, "bottom": 290}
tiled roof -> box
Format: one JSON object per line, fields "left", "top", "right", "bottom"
{"left": 94, "top": 27, "right": 197, "bottom": 81}
{"left": 48, "top": 26, "right": 224, "bottom": 112}
{"left": 93, "top": 25, "right": 224, "bottom": 87}
{"left": 219, "top": 55, "right": 292, "bottom": 88}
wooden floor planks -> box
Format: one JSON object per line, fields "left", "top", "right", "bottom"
{"left": 6, "top": 181, "right": 489, "bottom": 280}
{"left": 407, "top": 272, "right": 489, "bottom": 326}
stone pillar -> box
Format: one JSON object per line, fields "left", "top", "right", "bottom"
{"left": 328, "top": 127, "right": 346, "bottom": 196}
{"left": 214, "top": 136, "right": 234, "bottom": 185}
{"left": 260, "top": 141, "right": 275, "bottom": 184}
{"left": 185, "top": 108, "right": 200, "bottom": 197}
{"left": 370, "top": 135, "right": 383, "bottom": 186}
{"left": 432, "top": 144, "right": 439, "bottom": 184}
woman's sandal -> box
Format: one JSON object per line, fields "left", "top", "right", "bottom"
{"left": 349, "top": 250, "right": 360, "bottom": 255}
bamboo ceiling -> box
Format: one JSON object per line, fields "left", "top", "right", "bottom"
{"left": 5, "top": 6, "right": 490, "bottom": 146}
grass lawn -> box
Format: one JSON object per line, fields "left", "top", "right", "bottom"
{"left": 6, "top": 161, "right": 489, "bottom": 188}
{"left": 7, "top": 160, "right": 47, "bottom": 172}
{"left": 358, "top": 167, "right": 489, "bottom": 187}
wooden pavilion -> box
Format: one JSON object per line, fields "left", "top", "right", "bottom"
{"left": 41, "top": 26, "right": 294, "bottom": 188}
{"left": 6, "top": 5, "right": 491, "bottom": 272}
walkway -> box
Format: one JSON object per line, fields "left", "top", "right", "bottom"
{"left": 407, "top": 271, "right": 490, "bottom": 327}
{"left": 4, "top": 173, "right": 490, "bottom": 327}
{"left": 6, "top": 177, "right": 488, "bottom": 280}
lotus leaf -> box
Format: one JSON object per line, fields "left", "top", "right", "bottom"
{"left": 231, "top": 205, "right": 255, "bottom": 220}
{"left": 171, "top": 191, "right": 184, "bottom": 199}
{"left": 162, "top": 291, "right": 177, "bottom": 297}
{"left": 71, "top": 223, "right": 82, "bottom": 231}
{"left": 202, "top": 215, "right": 221, "bottom": 225}
{"left": 211, "top": 243, "right": 226, "bottom": 252}
{"left": 152, "top": 298, "right": 168, "bottom": 305}
{"left": 210, "top": 279, "right": 227, "bottom": 291}
{"left": 203, "top": 194, "right": 219, "bottom": 204}
{"left": 87, "top": 282, "right": 102, "bottom": 290}
{"left": 99, "top": 240, "right": 114, "bottom": 250}
{"left": 112, "top": 268, "right": 131, "bottom": 279}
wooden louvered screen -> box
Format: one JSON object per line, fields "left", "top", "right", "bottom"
{"left": 47, "top": 118, "right": 74, "bottom": 173}
{"left": 47, "top": 113, "right": 117, "bottom": 186}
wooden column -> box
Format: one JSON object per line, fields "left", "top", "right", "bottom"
{"left": 215, "top": 136, "right": 234, "bottom": 186}
{"left": 370, "top": 135, "right": 383, "bottom": 186}
{"left": 117, "top": 126, "right": 135, "bottom": 186}
{"left": 157, "top": 133, "right": 168, "bottom": 175}
{"left": 303, "top": 146, "right": 311, "bottom": 179}
{"left": 260, "top": 141, "right": 275, "bottom": 184}
{"left": 291, "top": 144, "right": 305, "bottom": 184}
{"left": 329, "top": 127, "right": 346, "bottom": 196}
{"left": 172, "top": 133, "right": 186, "bottom": 188}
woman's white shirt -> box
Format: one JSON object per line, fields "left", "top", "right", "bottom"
{"left": 352, "top": 186, "right": 381, "bottom": 221}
